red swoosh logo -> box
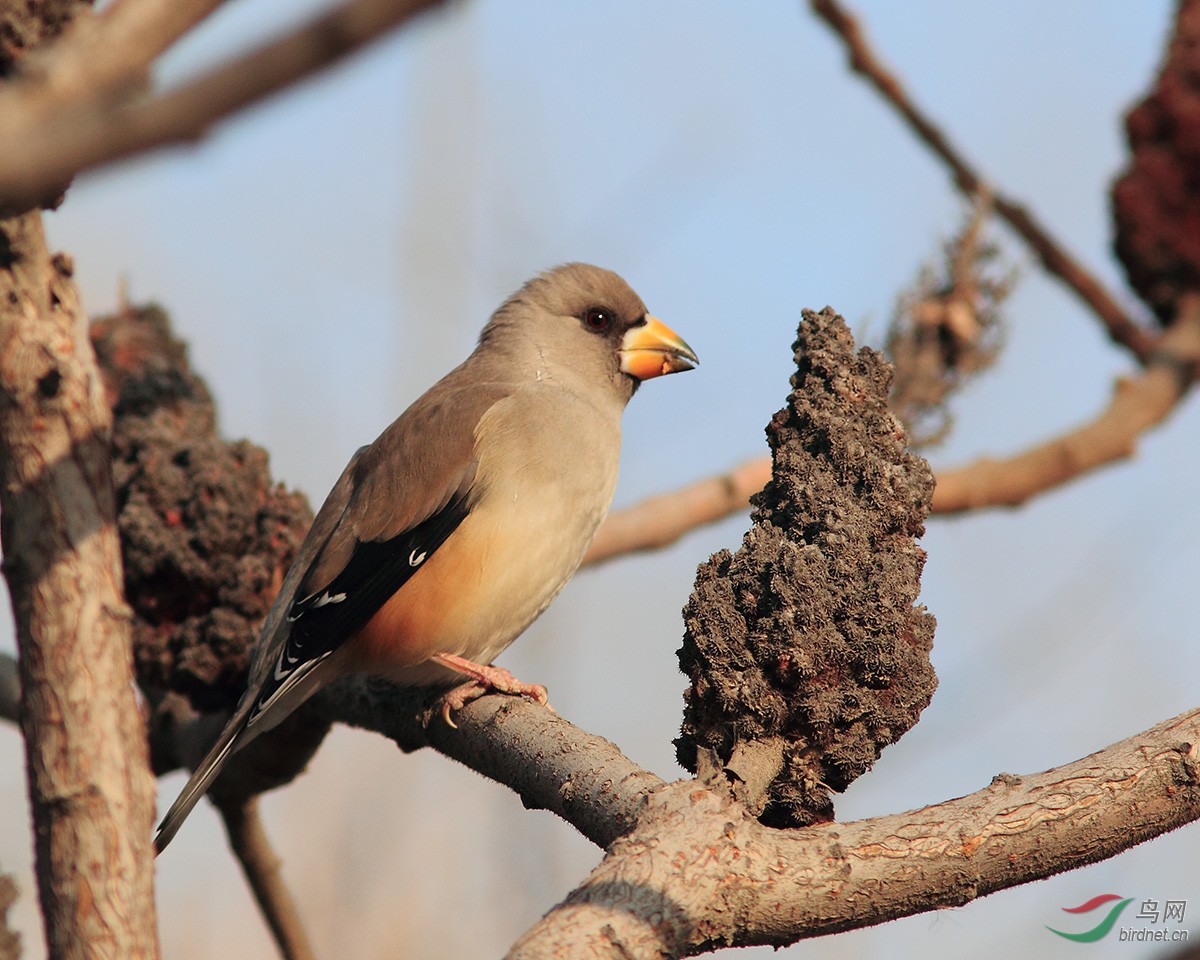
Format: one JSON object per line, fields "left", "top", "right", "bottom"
{"left": 1062, "top": 894, "right": 1124, "bottom": 914}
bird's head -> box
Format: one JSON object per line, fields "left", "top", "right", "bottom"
{"left": 481, "top": 262, "right": 697, "bottom": 402}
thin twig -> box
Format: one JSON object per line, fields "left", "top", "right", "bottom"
{"left": 218, "top": 797, "right": 318, "bottom": 960}
{"left": 0, "top": 0, "right": 448, "bottom": 211}
{"left": 809, "top": 0, "right": 1157, "bottom": 363}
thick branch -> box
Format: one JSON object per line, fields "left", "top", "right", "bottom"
{"left": 809, "top": 0, "right": 1156, "bottom": 362}
{"left": 314, "top": 678, "right": 665, "bottom": 849}
{"left": 509, "top": 705, "right": 1200, "bottom": 958}
{"left": 0, "top": 214, "right": 159, "bottom": 956}
{"left": 27, "top": 640, "right": 1195, "bottom": 956}
{"left": 0, "top": 0, "right": 447, "bottom": 211}
{"left": 0, "top": 0, "right": 227, "bottom": 213}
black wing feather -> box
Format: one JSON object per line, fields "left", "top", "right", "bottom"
{"left": 249, "top": 491, "right": 471, "bottom": 717}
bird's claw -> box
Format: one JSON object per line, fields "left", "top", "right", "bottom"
{"left": 432, "top": 655, "right": 551, "bottom": 728}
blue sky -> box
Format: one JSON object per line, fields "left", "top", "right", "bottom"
{"left": 2, "top": 3, "right": 1195, "bottom": 958}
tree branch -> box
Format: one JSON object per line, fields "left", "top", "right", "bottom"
{"left": 0, "top": 214, "right": 159, "bottom": 956}
{"left": 582, "top": 458, "right": 771, "bottom": 567}
{"left": 217, "top": 797, "right": 318, "bottom": 960}
{"left": 932, "top": 293, "right": 1200, "bottom": 511}
{"left": 15, "top": 0, "right": 227, "bottom": 101}
{"left": 159, "top": 671, "right": 1200, "bottom": 956}
{"left": 45, "top": 642, "right": 1196, "bottom": 958}
{"left": 584, "top": 294, "right": 1200, "bottom": 554}
{"left": 808, "top": 0, "right": 1157, "bottom": 363}
{"left": 508, "top": 704, "right": 1200, "bottom": 958}
{"left": 0, "top": 0, "right": 448, "bottom": 212}
{"left": 314, "top": 678, "right": 666, "bottom": 849}
{"left": 0, "top": 0, "right": 228, "bottom": 213}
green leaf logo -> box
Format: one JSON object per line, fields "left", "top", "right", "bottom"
{"left": 1047, "top": 895, "right": 1134, "bottom": 942}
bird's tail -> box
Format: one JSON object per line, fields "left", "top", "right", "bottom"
{"left": 153, "top": 707, "right": 250, "bottom": 854}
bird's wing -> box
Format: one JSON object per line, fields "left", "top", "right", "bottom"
{"left": 243, "top": 380, "right": 508, "bottom": 723}
{"left": 155, "top": 379, "right": 508, "bottom": 853}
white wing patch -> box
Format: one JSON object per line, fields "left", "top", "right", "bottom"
{"left": 287, "top": 589, "right": 347, "bottom": 622}
{"left": 408, "top": 549, "right": 427, "bottom": 567}
{"left": 256, "top": 649, "right": 335, "bottom": 722}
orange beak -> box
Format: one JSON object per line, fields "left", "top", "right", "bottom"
{"left": 618, "top": 316, "right": 699, "bottom": 380}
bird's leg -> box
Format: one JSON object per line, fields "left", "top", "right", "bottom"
{"left": 431, "top": 653, "right": 551, "bottom": 727}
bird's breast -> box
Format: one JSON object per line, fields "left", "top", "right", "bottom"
{"left": 345, "top": 386, "right": 622, "bottom": 684}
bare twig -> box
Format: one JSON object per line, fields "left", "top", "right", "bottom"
{"left": 218, "top": 797, "right": 318, "bottom": 960}
{"left": 0, "top": 0, "right": 448, "bottom": 211}
{"left": 809, "top": 0, "right": 1157, "bottom": 363}
{"left": 887, "top": 188, "right": 1012, "bottom": 447}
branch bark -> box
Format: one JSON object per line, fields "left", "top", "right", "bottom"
{"left": 157, "top": 677, "right": 1200, "bottom": 956}
{"left": 506, "top": 704, "right": 1200, "bottom": 958}
{"left": 15, "top": 640, "right": 1192, "bottom": 956}
{"left": 0, "top": 214, "right": 159, "bottom": 957}
{"left": 313, "top": 677, "right": 665, "bottom": 849}
{"left": 0, "top": 0, "right": 227, "bottom": 214}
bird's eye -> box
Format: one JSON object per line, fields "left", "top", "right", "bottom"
{"left": 582, "top": 308, "right": 613, "bottom": 332}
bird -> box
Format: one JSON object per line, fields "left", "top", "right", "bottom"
{"left": 154, "top": 263, "right": 697, "bottom": 852}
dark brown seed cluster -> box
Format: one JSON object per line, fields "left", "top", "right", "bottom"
{"left": 677, "top": 307, "right": 937, "bottom": 827}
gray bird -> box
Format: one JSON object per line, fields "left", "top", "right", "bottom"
{"left": 154, "top": 263, "right": 697, "bottom": 851}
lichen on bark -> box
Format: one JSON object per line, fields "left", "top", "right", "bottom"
{"left": 677, "top": 306, "right": 937, "bottom": 827}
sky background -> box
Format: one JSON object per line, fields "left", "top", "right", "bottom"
{"left": 2, "top": 2, "right": 1198, "bottom": 958}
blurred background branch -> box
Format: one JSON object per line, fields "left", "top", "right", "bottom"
{"left": 809, "top": 0, "right": 1157, "bottom": 362}
{"left": 0, "top": 0, "right": 448, "bottom": 213}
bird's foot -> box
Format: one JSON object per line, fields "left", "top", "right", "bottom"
{"left": 431, "top": 654, "right": 551, "bottom": 728}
